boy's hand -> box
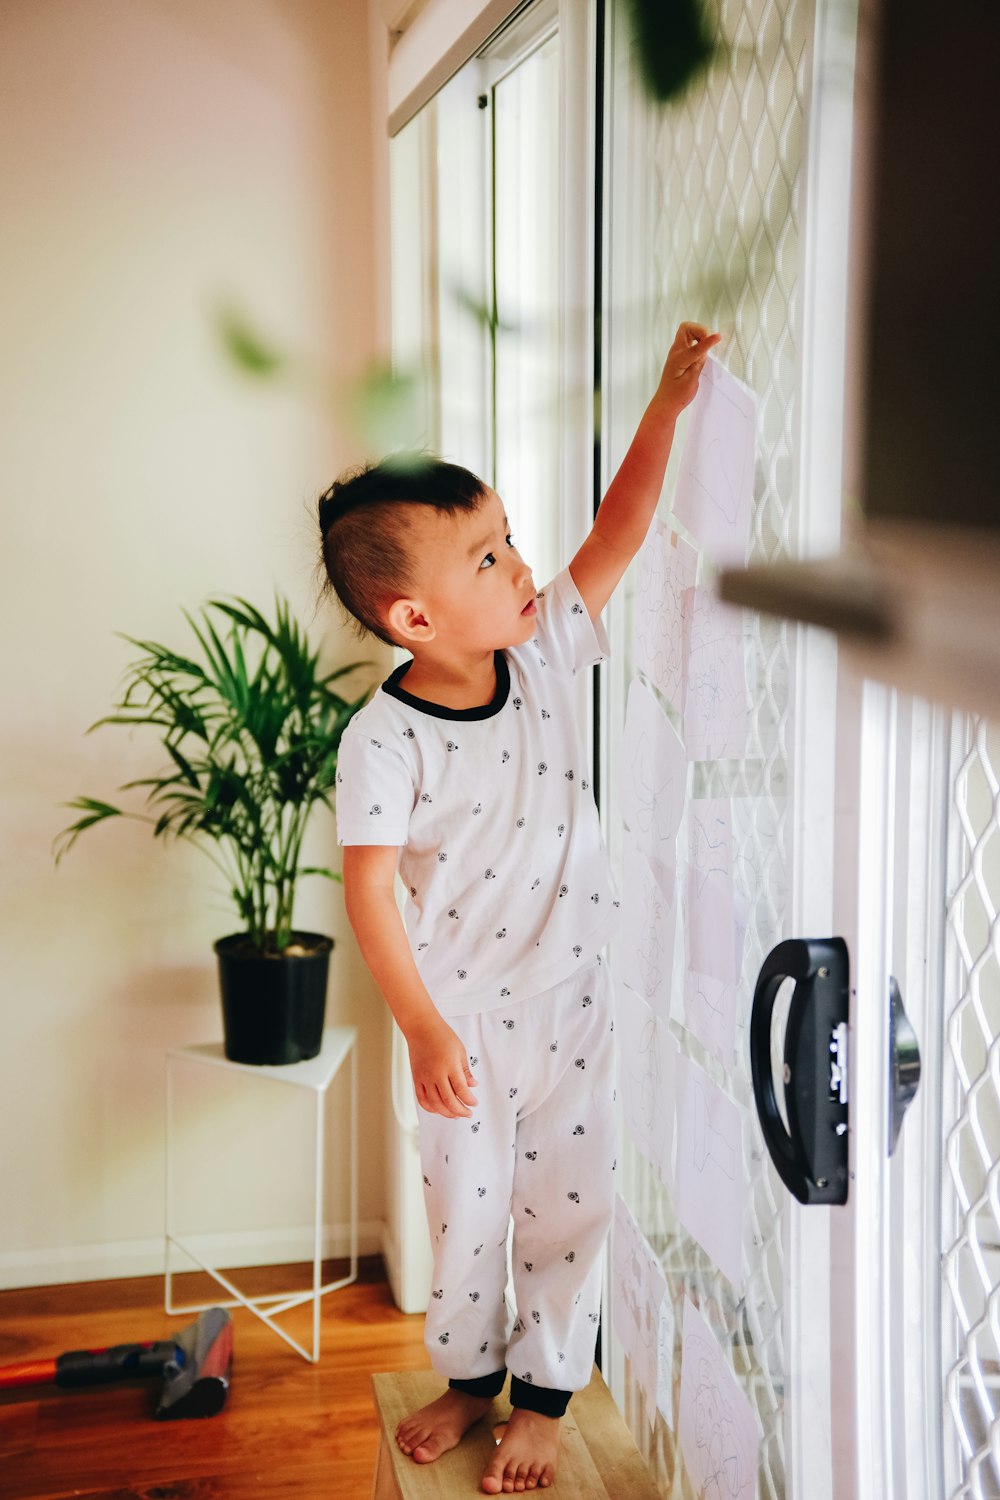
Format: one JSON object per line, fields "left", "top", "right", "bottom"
{"left": 406, "top": 1014, "right": 478, "bottom": 1119}
{"left": 654, "top": 322, "right": 722, "bottom": 418}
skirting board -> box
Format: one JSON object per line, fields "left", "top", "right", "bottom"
{"left": 0, "top": 1221, "right": 383, "bottom": 1292}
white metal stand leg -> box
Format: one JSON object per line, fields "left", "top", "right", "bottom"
{"left": 163, "top": 1028, "right": 359, "bottom": 1363}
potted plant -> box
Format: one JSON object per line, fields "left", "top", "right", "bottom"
{"left": 55, "top": 596, "right": 369, "bottom": 1065}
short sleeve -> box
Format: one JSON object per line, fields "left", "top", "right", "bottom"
{"left": 335, "top": 716, "right": 414, "bottom": 846}
{"left": 531, "top": 567, "right": 611, "bottom": 677}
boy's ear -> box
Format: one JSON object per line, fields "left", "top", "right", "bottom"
{"left": 385, "top": 597, "right": 436, "bottom": 645}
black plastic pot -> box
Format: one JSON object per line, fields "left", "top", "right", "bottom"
{"left": 214, "top": 931, "right": 333, "bottom": 1066}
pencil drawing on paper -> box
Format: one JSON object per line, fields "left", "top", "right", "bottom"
{"left": 683, "top": 410, "right": 747, "bottom": 529}
{"left": 633, "top": 520, "right": 697, "bottom": 711}
{"left": 679, "top": 1298, "right": 758, "bottom": 1500}
{"left": 691, "top": 1077, "right": 736, "bottom": 1179}
{"left": 683, "top": 970, "right": 737, "bottom": 1067}
{"left": 672, "top": 358, "right": 757, "bottom": 568}
{"left": 621, "top": 677, "right": 686, "bottom": 894}
{"left": 689, "top": 804, "right": 730, "bottom": 897}
{"left": 686, "top": 799, "right": 737, "bottom": 985}
{"left": 617, "top": 983, "right": 675, "bottom": 1186}
{"left": 622, "top": 836, "right": 677, "bottom": 1026}
{"left": 683, "top": 586, "right": 749, "bottom": 763}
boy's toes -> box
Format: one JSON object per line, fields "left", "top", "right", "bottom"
{"left": 481, "top": 1463, "right": 504, "bottom": 1494}
{"left": 395, "top": 1420, "right": 434, "bottom": 1460}
{"left": 412, "top": 1436, "right": 447, "bottom": 1464}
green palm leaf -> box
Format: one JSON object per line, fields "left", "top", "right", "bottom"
{"left": 56, "top": 595, "right": 370, "bottom": 950}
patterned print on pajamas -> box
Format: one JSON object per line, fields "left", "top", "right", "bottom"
{"left": 418, "top": 958, "right": 616, "bottom": 1398}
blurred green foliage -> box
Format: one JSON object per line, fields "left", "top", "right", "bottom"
{"left": 215, "top": 301, "right": 285, "bottom": 378}
{"left": 627, "top": 0, "right": 717, "bottom": 102}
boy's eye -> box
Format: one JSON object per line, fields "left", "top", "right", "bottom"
{"left": 506, "top": 533, "right": 514, "bottom": 548}
{"left": 479, "top": 552, "right": 496, "bottom": 570}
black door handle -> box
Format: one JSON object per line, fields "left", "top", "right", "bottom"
{"left": 749, "top": 937, "right": 850, "bottom": 1205}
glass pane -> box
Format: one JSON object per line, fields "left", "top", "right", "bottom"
{"left": 390, "top": 101, "right": 440, "bottom": 451}
{"left": 604, "top": 0, "right": 814, "bottom": 1494}
{"left": 434, "top": 69, "right": 491, "bottom": 473}
{"left": 493, "top": 32, "right": 562, "bottom": 588}
{"left": 943, "top": 717, "right": 1000, "bottom": 1500}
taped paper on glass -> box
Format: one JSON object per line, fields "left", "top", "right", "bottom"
{"left": 678, "top": 1296, "right": 758, "bottom": 1499}
{"left": 621, "top": 675, "right": 687, "bottom": 897}
{"left": 612, "top": 1194, "right": 669, "bottom": 1430}
{"left": 633, "top": 517, "right": 697, "bottom": 711}
{"left": 672, "top": 358, "right": 756, "bottom": 567}
{"left": 674, "top": 1052, "right": 745, "bottom": 1290}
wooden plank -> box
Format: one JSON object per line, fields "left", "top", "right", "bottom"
{"left": 571, "top": 1368, "right": 662, "bottom": 1500}
{"left": 371, "top": 1430, "right": 401, "bottom": 1500}
{"left": 371, "top": 1366, "right": 657, "bottom": 1499}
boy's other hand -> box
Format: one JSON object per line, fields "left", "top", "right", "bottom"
{"left": 655, "top": 322, "right": 722, "bottom": 417}
{"left": 407, "top": 1015, "right": 479, "bottom": 1119}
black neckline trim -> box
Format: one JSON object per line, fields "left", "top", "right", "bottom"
{"left": 381, "top": 651, "right": 510, "bottom": 721}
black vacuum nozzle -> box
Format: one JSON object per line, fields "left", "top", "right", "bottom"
{"left": 156, "top": 1307, "right": 233, "bottom": 1420}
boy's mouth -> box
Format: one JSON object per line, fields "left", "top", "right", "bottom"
{"left": 521, "top": 597, "right": 537, "bottom": 617}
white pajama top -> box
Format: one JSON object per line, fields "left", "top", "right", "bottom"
{"left": 335, "top": 567, "right": 620, "bottom": 1016}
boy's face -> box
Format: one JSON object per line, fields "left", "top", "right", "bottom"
{"left": 392, "top": 489, "right": 537, "bottom": 654}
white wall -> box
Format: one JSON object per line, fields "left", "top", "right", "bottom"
{"left": 0, "top": 0, "right": 393, "bottom": 1287}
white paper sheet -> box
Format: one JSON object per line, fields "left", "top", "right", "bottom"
{"left": 674, "top": 1053, "right": 744, "bottom": 1290}
{"left": 633, "top": 518, "right": 698, "bottom": 711}
{"left": 612, "top": 1195, "right": 669, "bottom": 1430}
{"left": 621, "top": 835, "right": 677, "bottom": 1025}
{"left": 656, "top": 1290, "right": 677, "bottom": 1430}
{"left": 678, "top": 1298, "right": 759, "bottom": 1500}
{"left": 672, "top": 359, "right": 756, "bottom": 567}
{"left": 685, "top": 799, "right": 737, "bottom": 985}
{"left": 616, "top": 981, "right": 677, "bottom": 1188}
{"left": 731, "top": 795, "right": 782, "bottom": 962}
{"left": 621, "top": 676, "right": 687, "bottom": 895}
{"left": 683, "top": 968, "right": 738, "bottom": 1068}
{"left": 682, "top": 586, "right": 749, "bottom": 763}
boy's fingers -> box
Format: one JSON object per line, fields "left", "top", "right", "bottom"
{"left": 415, "top": 1078, "right": 462, "bottom": 1118}
{"left": 678, "top": 340, "right": 720, "bottom": 377}
{"left": 675, "top": 322, "right": 720, "bottom": 351}
{"left": 684, "top": 334, "right": 721, "bottom": 362}
{"left": 453, "top": 1070, "right": 478, "bottom": 1107}
{"left": 438, "top": 1078, "right": 472, "bottom": 1116}
{"left": 677, "top": 320, "right": 710, "bottom": 342}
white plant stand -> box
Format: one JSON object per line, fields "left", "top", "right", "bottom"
{"left": 164, "top": 1026, "right": 358, "bottom": 1362}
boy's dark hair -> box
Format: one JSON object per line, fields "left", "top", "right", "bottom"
{"left": 317, "top": 458, "right": 488, "bottom": 646}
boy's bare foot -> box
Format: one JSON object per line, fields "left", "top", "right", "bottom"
{"left": 395, "top": 1388, "right": 493, "bottom": 1464}
{"left": 481, "top": 1408, "right": 560, "bottom": 1493}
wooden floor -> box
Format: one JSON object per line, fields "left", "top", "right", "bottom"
{"left": 0, "top": 1257, "right": 431, "bottom": 1499}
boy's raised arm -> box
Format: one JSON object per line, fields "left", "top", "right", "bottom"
{"left": 342, "top": 844, "right": 478, "bottom": 1119}
{"left": 569, "top": 321, "right": 720, "bottom": 621}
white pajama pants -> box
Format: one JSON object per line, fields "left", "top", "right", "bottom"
{"left": 417, "top": 958, "right": 616, "bottom": 1400}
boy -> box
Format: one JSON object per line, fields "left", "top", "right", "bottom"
{"left": 319, "top": 322, "right": 718, "bottom": 1494}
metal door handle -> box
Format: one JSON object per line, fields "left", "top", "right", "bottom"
{"left": 749, "top": 937, "right": 850, "bottom": 1205}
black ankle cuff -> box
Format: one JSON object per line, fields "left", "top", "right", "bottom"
{"left": 509, "top": 1376, "right": 571, "bottom": 1418}
{"left": 449, "top": 1369, "right": 507, "bottom": 1399}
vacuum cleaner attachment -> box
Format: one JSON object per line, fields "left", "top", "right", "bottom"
{"left": 156, "top": 1306, "right": 232, "bottom": 1419}
{"left": 0, "top": 1306, "right": 232, "bottom": 1420}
